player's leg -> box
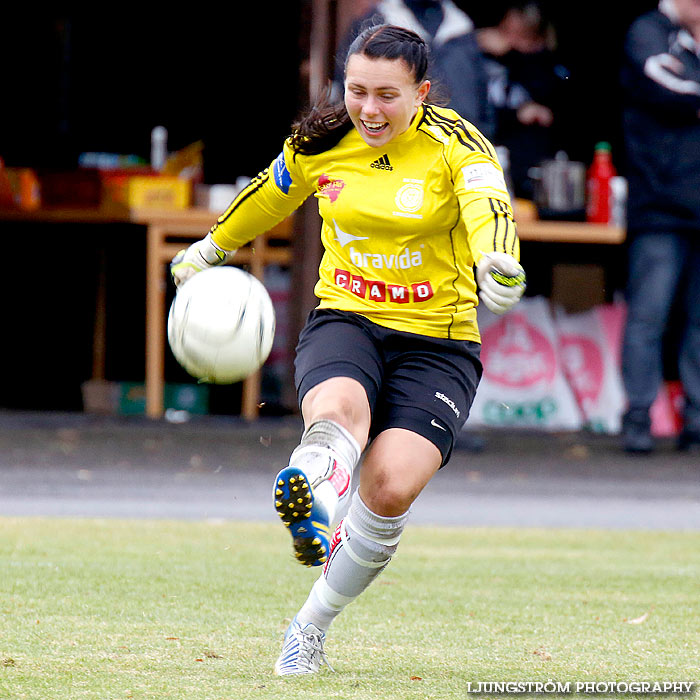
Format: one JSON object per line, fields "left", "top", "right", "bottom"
{"left": 298, "top": 428, "right": 439, "bottom": 622}
{"left": 275, "top": 331, "right": 481, "bottom": 675}
{"left": 293, "top": 333, "right": 481, "bottom": 633}
{"left": 621, "top": 232, "right": 685, "bottom": 452}
{"left": 357, "top": 427, "right": 441, "bottom": 514}
{"left": 274, "top": 310, "right": 379, "bottom": 567}
{"left": 297, "top": 374, "right": 372, "bottom": 514}
{"left": 275, "top": 429, "right": 438, "bottom": 676}
{"left": 275, "top": 377, "right": 370, "bottom": 566}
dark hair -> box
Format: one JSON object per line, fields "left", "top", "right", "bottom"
{"left": 289, "top": 24, "right": 431, "bottom": 156}
{"left": 346, "top": 24, "right": 430, "bottom": 84}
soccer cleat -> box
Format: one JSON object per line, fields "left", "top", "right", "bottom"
{"left": 274, "top": 617, "right": 333, "bottom": 676}
{"left": 274, "top": 466, "right": 331, "bottom": 567}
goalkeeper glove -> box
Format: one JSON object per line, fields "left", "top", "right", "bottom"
{"left": 476, "top": 251, "right": 526, "bottom": 315}
{"left": 170, "top": 233, "right": 235, "bottom": 288}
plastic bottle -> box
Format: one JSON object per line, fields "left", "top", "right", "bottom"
{"left": 609, "top": 176, "right": 628, "bottom": 228}
{"left": 150, "top": 126, "right": 168, "bottom": 172}
{"left": 586, "top": 142, "right": 617, "bottom": 223}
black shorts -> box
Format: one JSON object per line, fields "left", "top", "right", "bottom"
{"left": 294, "top": 309, "right": 482, "bottom": 466}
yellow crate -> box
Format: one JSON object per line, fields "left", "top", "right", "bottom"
{"left": 103, "top": 174, "right": 191, "bottom": 210}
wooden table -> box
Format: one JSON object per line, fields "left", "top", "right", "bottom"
{"left": 517, "top": 220, "right": 625, "bottom": 244}
{"left": 0, "top": 206, "right": 623, "bottom": 419}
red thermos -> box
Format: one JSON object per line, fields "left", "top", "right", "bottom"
{"left": 586, "top": 142, "right": 617, "bottom": 223}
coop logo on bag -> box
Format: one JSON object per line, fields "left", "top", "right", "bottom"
{"left": 481, "top": 314, "right": 556, "bottom": 387}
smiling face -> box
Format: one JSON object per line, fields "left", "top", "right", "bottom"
{"left": 344, "top": 53, "right": 430, "bottom": 148}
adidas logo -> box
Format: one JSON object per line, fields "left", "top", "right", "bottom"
{"left": 370, "top": 154, "right": 393, "bottom": 171}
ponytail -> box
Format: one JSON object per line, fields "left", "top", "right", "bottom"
{"left": 289, "top": 88, "right": 354, "bottom": 156}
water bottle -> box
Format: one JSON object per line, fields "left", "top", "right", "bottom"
{"left": 609, "top": 176, "right": 628, "bottom": 228}
{"left": 150, "top": 126, "right": 168, "bottom": 172}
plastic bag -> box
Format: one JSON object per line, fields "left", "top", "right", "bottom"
{"left": 466, "top": 297, "right": 583, "bottom": 430}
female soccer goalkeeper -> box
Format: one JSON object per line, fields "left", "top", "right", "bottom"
{"left": 171, "top": 24, "right": 526, "bottom": 675}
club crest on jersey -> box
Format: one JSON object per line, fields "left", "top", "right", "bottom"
{"left": 393, "top": 178, "right": 424, "bottom": 219}
{"left": 318, "top": 173, "right": 345, "bottom": 203}
{"left": 273, "top": 151, "right": 293, "bottom": 194}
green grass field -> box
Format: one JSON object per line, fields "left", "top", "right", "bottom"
{"left": 1, "top": 518, "right": 698, "bottom": 700}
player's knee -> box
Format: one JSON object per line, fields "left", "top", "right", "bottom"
{"left": 322, "top": 400, "right": 363, "bottom": 434}
{"left": 302, "top": 379, "right": 370, "bottom": 440}
{"left": 360, "top": 474, "right": 421, "bottom": 517}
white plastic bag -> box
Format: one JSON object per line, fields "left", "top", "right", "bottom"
{"left": 466, "top": 297, "right": 583, "bottom": 430}
{"left": 553, "top": 303, "right": 626, "bottom": 434}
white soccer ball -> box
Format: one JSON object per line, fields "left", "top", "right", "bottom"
{"left": 167, "top": 266, "right": 276, "bottom": 384}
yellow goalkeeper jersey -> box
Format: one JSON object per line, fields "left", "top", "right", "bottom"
{"left": 209, "top": 104, "right": 519, "bottom": 342}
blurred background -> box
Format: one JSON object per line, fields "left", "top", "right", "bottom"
{"left": 1, "top": 3, "right": 655, "bottom": 175}
{"left": 0, "top": 1, "right": 663, "bottom": 420}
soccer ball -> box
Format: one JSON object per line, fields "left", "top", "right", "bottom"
{"left": 167, "top": 266, "right": 276, "bottom": 384}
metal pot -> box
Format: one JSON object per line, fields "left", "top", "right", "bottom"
{"left": 530, "top": 151, "right": 586, "bottom": 213}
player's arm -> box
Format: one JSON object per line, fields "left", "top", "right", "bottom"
{"left": 464, "top": 196, "right": 525, "bottom": 314}
{"left": 172, "top": 143, "right": 313, "bottom": 287}
{"left": 621, "top": 16, "right": 700, "bottom": 119}
{"left": 452, "top": 144, "right": 525, "bottom": 314}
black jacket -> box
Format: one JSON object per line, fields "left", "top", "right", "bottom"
{"left": 621, "top": 6, "right": 700, "bottom": 235}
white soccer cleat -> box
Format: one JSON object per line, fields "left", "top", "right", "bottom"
{"left": 274, "top": 617, "right": 334, "bottom": 676}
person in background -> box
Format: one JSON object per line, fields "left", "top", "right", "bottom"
{"left": 477, "top": 1, "right": 570, "bottom": 199}
{"left": 620, "top": 0, "right": 700, "bottom": 453}
{"left": 172, "top": 24, "right": 525, "bottom": 674}
{"left": 334, "top": 0, "right": 496, "bottom": 140}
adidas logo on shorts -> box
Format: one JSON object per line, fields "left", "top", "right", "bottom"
{"left": 370, "top": 154, "right": 393, "bottom": 171}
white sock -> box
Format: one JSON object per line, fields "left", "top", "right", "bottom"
{"left": 288, "top": 419, "right": 361, "bottom": 522}
{"left": 296, "top": 493, "right": 409, "bottom": 632}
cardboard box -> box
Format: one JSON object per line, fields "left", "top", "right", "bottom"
{"left": 102, "top": 173, "right": 191, "bottom": 210}
{"left": 5, "top": 168, "right": 41, "bottom": 210}
{"left": 39, "top": 168, "right": 103, "bottom": 207}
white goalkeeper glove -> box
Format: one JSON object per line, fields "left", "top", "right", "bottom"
{"left": 476, "top": 251, "right": 526, "bottom": 315}
{"left": 170, "top": 233, "right": 236, "bottom": 288}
